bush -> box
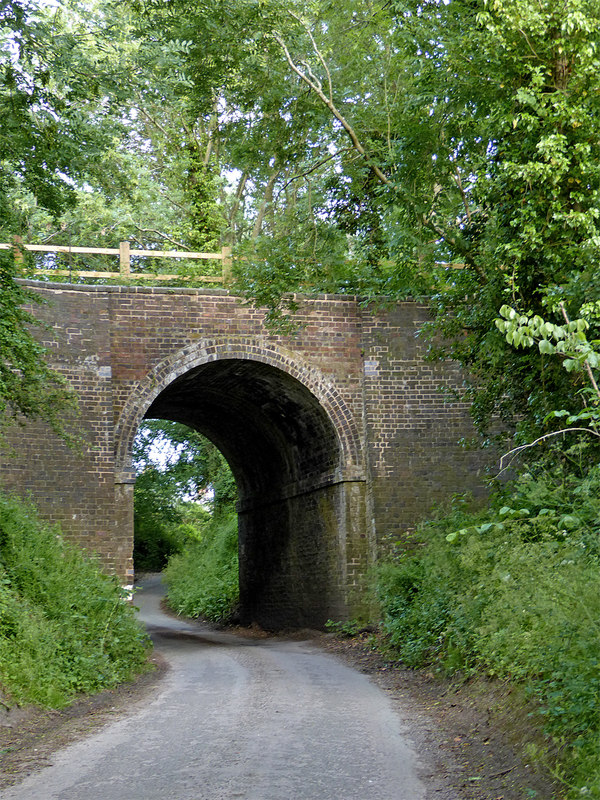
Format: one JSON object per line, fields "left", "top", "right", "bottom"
{"left": 374, "top": 466, "right": 600, "bottom": 799}
{"left": 164, "top": 510, "right": 239, "bottom": 623}
{"left": 133, "top": 466, "right": 188, "bottom": 572}
{"left": 134, "top": 491, "right": 213, "bottom": 572}
{"left": 134, "top": 512, "right": 187, "bottom": 572}
{"left": 0, "top": 493, "right": 151, "bottom": 707}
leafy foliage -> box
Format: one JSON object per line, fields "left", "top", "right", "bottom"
{"left": 0, "top": 0, "right": 136, "bottom": 233}
{"left": 0, "top": 493, "right": 151, "bottom": 707}
{"left": 395, "top": 0, "right": 600, "bottom": 438}
{"left": 164, "top": 510, "right": 239, "bottom": 624}
{"left": 0, "top": 252, "right": 77, "bottom": 439}
{"left": 133, "top": 420, "right": 236, "bottom": 571}
{"left": 133, "top": 491, "right": 187, "bottom": 573}
{"left": 374, "top": 468, "right": 600, "bottom": 799}
{"left": 133, "top": 421, "right": 236, "bottom": 511}
{"left": 0, "top": 0, "right": 226, "bottom": 263}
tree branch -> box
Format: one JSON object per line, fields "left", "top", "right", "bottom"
{"left": 132, "top": 226, "right": 190, "bottom": 250}
{"left": 453, "top": 165, "right": 472, "bottom": 224}
{"left": 275, "top": 148, "right": 353, "bottom": 200}
{"left": 517, "top": 26, "right": 543, "bottom": 61}
{"left": 273, "top": 33, "right": 389, "bottom": 186}
{"left": 288, "top": 10, "right": 333, "bottom": 103}
{"left": 420, "top": 184, "right": 486, "bottom": 278}
{"left": 133, "top": 104, "right": 172, "bottom": 140}
{"left": 229, "top": 171, "right": 249, "bottom": 224}
{"left": 180, "top": 118, "right": 203, "bottom": 154}
{"left": 158, "top": 189, "right": 188, "bottom": 212}
{"left": 496, "top": 427, "right": 600, "bottom": 477}
{"left": 252, "top": 168, "right": 279, "bottom": 239}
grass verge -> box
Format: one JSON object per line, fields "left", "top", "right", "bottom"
{"left": 164, "top": 510, "right": 239, "bottom": 623}
{"left": 0, "top": 493, "right": 151, "bottom": 708}
{"left": 374, "top": 464, "right": 600, "bottom": 799}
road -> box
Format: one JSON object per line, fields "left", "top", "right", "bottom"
{"left": 2, "top": 575, "right": 428, "bottom": 800}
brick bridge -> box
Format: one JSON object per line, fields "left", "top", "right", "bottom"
{"left": 1, "top": 281, "right": 488, "bottom": 628}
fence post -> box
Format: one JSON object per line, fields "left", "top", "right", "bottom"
{"left": 12, "top": 235, "right": 24, "bottom": 269}
{"left": 119, "top": 241, "right": 130, "bottom": 277}
{"left": 221, "top": 245, "right": 232, "bottom": 285}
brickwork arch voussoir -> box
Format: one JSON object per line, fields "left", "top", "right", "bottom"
{"left": 114, "top": 339, "right": 363, "bottom": 479}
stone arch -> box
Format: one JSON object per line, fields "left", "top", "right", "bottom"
{"left": 115, "top": 338, "right": 364, "bottom": 482}
{"left": 114, "top": 338, "right": 368, "bottom": 628}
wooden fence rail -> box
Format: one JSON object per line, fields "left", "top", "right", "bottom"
{"left": 0, "top": 239, "right": 232, "bottom": 283}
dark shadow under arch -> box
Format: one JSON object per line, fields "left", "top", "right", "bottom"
{"left": 139, "top": 357, "right": 363, "bottom": 628}
{"left": 114, "top": 339, "right": 363, "bottom": 483}
{"left": 145, "top": 358, "right": 342, "bottom": 507}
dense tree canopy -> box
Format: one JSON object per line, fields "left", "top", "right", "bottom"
{"left": 2, "top": 0, "right": 600, "bottom": 439}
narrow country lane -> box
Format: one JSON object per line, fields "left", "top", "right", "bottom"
{"left": 2, "top": 575, "right": 428, "bottom": 800}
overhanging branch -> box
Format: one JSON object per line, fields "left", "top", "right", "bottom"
{"left": 273, "top": 33, "right": 389, "bottom": 186}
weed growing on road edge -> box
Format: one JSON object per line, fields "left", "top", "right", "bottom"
{"left": 0, "top": 493, "right": 151, "bottom": 708}
{"left": 324, "top": 619, "right": 365, "bottom": 638}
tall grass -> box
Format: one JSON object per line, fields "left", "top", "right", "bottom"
{"left": 374, "top": 464, "right": 600, "bottom": 799}
{"left": 0, "top": 493, "right": 151, "bottom": 707}
{"left": 164, "top": 510, "right": 239, "bottom": 623}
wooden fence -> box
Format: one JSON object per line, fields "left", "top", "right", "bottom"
{"left": 0, "top": 239, "right": 232, "bottom": 284}
{"left": 0, "top": 238, "right": 467, "bottom": 287}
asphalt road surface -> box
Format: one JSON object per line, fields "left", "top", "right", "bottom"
{"left": 3, "top": 575, "right": 428, "bottom": 800}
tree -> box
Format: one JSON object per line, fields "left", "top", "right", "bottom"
{"left": 0, "top": 251, "right": 77, "bottom": 439}
{"left": 132, "top": 420, "right": 236, "bottom": 569}
{"left": 1, "top": 0, "right": 226, "bottom": 262}
{"left": 396, "top": 0, "right": 600, "bottom": 439}
{"left": 127, "top": 0, "right": 416, "bottom": 322}
{"left": 133, "top": 420, "right": 236, "bottom": 512}
{"left": 143, "top": 0, "right": 600, "bottom": 438}
{"left": 0, "top": 0, "right": 131, "bottom": 234}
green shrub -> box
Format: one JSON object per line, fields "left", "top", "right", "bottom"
{"left": 134, "top": 490, "right": 214, "bottom": 572}
{"left": 134, "top": 513, "right": 187, "bottom": 572}
{"left": 164, "top": 510, "right": 239, "bottom": 623}
{"left": 133, "top": 466, "right": 187, "bottom": 572}
{"left": 375, "top": 468, "right": 600, "bottom": 799}
{"left": 0, "top": 493, "right": 151, "bottom": 707}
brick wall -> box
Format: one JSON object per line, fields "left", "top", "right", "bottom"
{"left": 360, "top": 302, "right": 487, "bottom": 553}
{"left": 0, "top": 282, "right": 489, "bottom": 627}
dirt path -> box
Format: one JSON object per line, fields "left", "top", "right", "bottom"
{"left": 0, "top": 576, "right": 559, "bottom": 799}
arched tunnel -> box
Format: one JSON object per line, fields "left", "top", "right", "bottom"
{"left": 143, "top": 358, "right": 363, "bottom": 629}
